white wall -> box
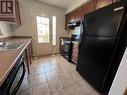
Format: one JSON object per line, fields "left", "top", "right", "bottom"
{"left": 0, "top": 22, "right": 12, "bottom": 38}
{"left": 108, "top": 47, "right": 127, "bottom": 95}
{"left": 12, "top": 0, "right": 68, "bottom": 56}
{"left": 66, "top": 0, "right": 90, "bottom": 13}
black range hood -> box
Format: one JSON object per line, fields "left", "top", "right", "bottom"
{"left": 67, "top": 20, "right": 80, "bottom": 29}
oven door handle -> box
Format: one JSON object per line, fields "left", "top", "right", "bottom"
{"left": 11, "top": 62, "right": 26, "bottom": 95}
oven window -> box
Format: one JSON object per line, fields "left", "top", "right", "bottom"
{"left": 63, "top": 44, "right": 69, "bottom": 52}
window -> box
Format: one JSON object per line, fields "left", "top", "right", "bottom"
{"left": 52, "top": 16, "right": 56, "bottom": 45}
{"left": 36, "top": 16, "right": 50, "bottom": 43}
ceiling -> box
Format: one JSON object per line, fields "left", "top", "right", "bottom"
{"left": 35, "top": 0, "right": 76, "bottom": 9}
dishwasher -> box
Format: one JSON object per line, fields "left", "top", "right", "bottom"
{"left": 0, "top": 55, "right": 26, "bottom": 95}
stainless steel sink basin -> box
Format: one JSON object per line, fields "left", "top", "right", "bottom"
{"left": 0, "top": 42, "right": 24, "bottom": 51}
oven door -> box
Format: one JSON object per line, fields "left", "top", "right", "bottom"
{"left": 1, "top": 55, "right": 26, "bottom": 95}
{"left": 63, "top": 44, "right": 69, "bottom": 52}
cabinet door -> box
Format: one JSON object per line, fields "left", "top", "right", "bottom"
{"left": 71, "top": 43, "right": 79, "bottom": 64}
{"left": 15, "top": 0, "right": 21, "bottom": 25}
{"left": 65, "top": 14, "right": 69, "bottom": 30}
{"left": 95, "top": 0, "right": 113, "bottom": 10}
{"left": 65, "top": 7, "right": 82, "bottom": 29}
{"left": 69, "top": 11, "right": 75, "bottom": 22}
{"left": 81, "top": 0, "right": 95, "bottom": 18}
{"left": 73, "top": 7, "right": 82, "bottom": 21}
{"left": 0, "top": 0, "right": 21, "bottom": 25}
{"left": 65, "top": 12, "right": 73, "bottom": 29}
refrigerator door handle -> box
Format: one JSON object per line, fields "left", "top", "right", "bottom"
{"left": 78, "top": 20, "right": 84, "bottom": 49}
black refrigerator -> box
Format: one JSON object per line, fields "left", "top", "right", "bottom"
{"left": 76, "top": 0, "right": 127, "bottom": 94}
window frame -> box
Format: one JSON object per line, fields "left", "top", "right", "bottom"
{"left": 36, "top": 16, "right": 50, "bottom": 44}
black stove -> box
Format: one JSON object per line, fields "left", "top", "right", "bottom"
{"left": 60, "top": 35, "right": 79, "bottom": 62}
{"left": 60, "top": 37, "right": 72, "bottom": 62}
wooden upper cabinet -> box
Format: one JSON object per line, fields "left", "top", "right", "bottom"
{"left": 81, "top": 0, "right": 95, "bottom": 18}
{"left": 73, "top": 7, "right": 82, "bottom": 21}
{"left": 65, "top": 0, "right": 113, "bottom": 29}
{"left": 65, "top": 13, "right": 72, "bottom": 29}
{"left": 0, "top": 0, "right": 21, "bottom": 25}
{"left": 95, "top": 0, "right": 113, "bottom": 10}
{"left": 67, "top": 7, "right": 82, "bottom": 22}
{"left": 65, "top": 15, "right": 68, "bottom": 30}
{"left": 65, "top": 8, "right": 82, "bottom": 29}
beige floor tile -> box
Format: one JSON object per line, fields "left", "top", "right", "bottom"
{"left": 16, "top": 88, "right": 31, "bottom": 95}
{"left": 30, "top": 83, "right": 50, "bottom": 95}
{"left": 48, "top": 79, "right": 64, "bottom": 92}
{"left": 73, "top": 82, "right": 91, "bottom": 95}
{"left": 62, "top": 78, "right": 76, "bottom": 88}
{"left": 78, "top": 80, "right": 95, "bottom": 95}
{"left": 30, "top": 64, "right": 44, "bottom": 70}
{"left": 30, "top": 67, "right": 45, "bottom": 76}
{"left": 50, "top": 90, "right": 65, "bottom": 95}
{"left": 29, "top": 73, "right": 47, "bottom": 87}
{"left": 63, "top": 85, "right": 76, "bottom": 95}
{"left": 57, "top": 72, "right": 71, "bottom": 80}
{"left": 91, "top": 91, "right": 101, "bottom": 95}
{"left": 70, "top": 71, "right": 83, "bottom": 82}
{"left": 46, "top": 71, "right": 59, "bottom": 80}
{"left": 18, "top": 55, "right": 100, "bottom": 95}
{"left": 44, "top": 65, "right": 55, "bottom": 73}
{"left": 43, "top": 62, "right": 53, "bottom": 66}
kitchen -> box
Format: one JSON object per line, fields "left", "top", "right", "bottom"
{"left": 0, "top": 0, "right": 127, "bottom": 95}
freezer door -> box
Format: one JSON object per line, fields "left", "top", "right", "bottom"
{"left": 83, "top": 1, "right": 125, "bottom": 37}
{"left": 76, "top": 36, "right": 117, "bottom": 91}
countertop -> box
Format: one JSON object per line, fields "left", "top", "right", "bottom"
{"left": 0, "top": 37, "right": 32, "bottom": 86}
{"left": 71, "top": 41, "right": 79, "bottom": 45}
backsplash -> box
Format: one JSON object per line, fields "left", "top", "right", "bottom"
{"left": 0, "top": 21, "right": 12, "bottom": 38}
{"left": 70, "top": 26, "right": 81, "bottom": 35}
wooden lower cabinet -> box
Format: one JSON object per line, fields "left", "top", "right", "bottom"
{"left": 24, "top": 41, "right": 32, "bottom": 74}
{"left": 71, "top": 42, "right": 79, "bottom": 64}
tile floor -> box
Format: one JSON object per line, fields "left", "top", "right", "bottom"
{"left": 16, "top": 55, "right": 100, "bottom": 95}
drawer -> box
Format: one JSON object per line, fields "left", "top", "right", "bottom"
{"left": 72, "top": 47, "right": 78, "bottom": 51}
{"left": 72, "top": 52, "right": 78, "bottom": 57}
{"left": 72, "top": 45, "right": 78, "bottom": 50}
{"left": 71, "top": 54, "right": 78, "bottom": 64}
{"left": 72, "top": 49, "right": 78, "bottom": 55}
{"left": 72, "top": 47, "right": 78, "bottom": 52}
{"left": 71, "top": 42, "right": 79, "bottom": 64}
{"left": 73, "top": 43, "right": 78, "bottom": 48}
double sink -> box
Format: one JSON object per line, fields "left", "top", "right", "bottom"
{"left": 0, "top": 42, "right": 24, "bottom": 51}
